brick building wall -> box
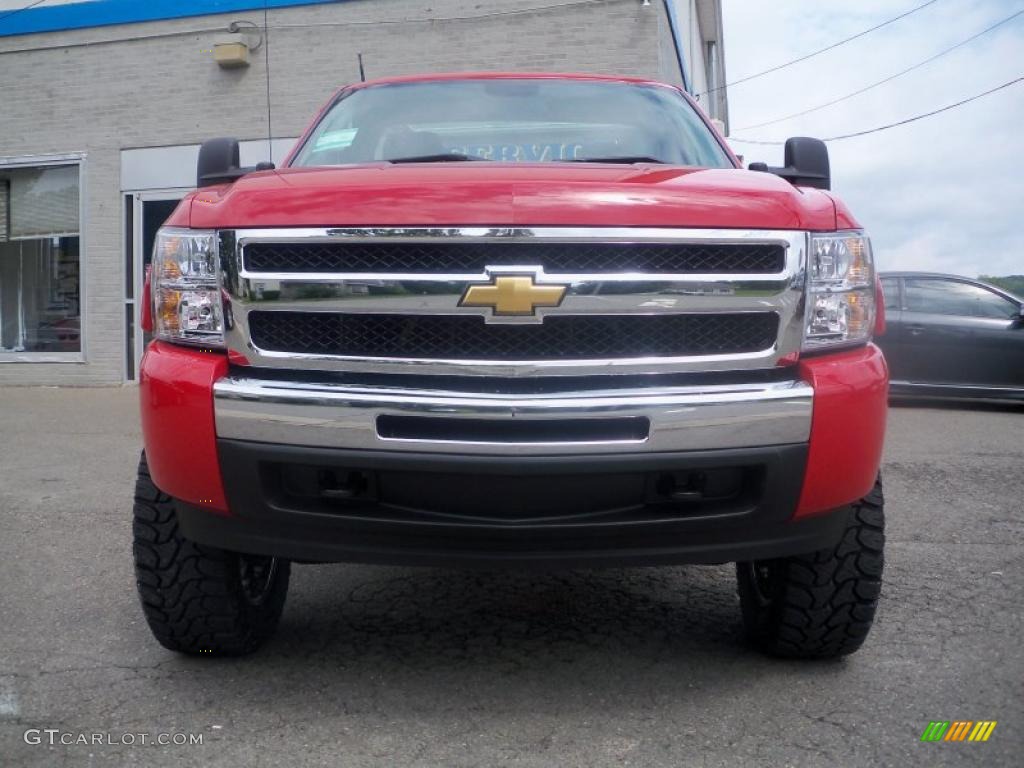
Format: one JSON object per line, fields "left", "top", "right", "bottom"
{"left": 0, "top": 0, "right": 688, "bottom": 384}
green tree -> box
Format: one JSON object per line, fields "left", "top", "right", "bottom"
{"left": 979, "top": 275, "right": 1024, "bottom": 298}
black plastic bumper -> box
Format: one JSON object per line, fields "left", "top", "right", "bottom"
{"left": 174, "top": 439, "right": 849, "bottom": 569}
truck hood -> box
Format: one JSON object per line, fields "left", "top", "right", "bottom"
{"left": 186, "top": 164, "right": 838, "bottom": 230}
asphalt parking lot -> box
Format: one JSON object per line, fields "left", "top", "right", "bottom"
{"left": 1, "top": 387, "right": 1021, "bottom": 767}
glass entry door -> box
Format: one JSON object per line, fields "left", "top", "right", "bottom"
{"left": 124, "top": 191, "right": 186, "bottom": 381}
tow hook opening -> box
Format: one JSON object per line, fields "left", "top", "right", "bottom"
{"left": 651, "top": 467, "right": 754, "bottom": 506}
{"left": 278, "top": 465, "right": 374, "bottom": 503}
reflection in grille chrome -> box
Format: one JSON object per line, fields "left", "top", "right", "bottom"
{"left": 247, "top": 311, "right": 780, "bottom": 360}
{"left": 243, "top": 241, "right": 786, "bottom": 275}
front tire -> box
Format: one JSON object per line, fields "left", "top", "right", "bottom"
{"left": 132, "top": 452, "right": 289, "bottom": 655}
{"left": 736, "top": 478, "right": 884, "bottom": 659}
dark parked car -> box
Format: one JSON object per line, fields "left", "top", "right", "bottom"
{"left": 877, "top": 272, "right": 1024, "bottom": 401}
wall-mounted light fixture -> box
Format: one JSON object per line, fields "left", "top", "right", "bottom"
{"left": 214, "top": 33, "right": 251, "bottom": 68}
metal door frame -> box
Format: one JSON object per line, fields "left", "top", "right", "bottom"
{"left": 123, "top": 188, "right": 190, "bottom": 381}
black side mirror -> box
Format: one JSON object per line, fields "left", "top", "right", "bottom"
{"left": 197, "top": 137, "right": 275, "bottom": 187}
{"left": 197, "top": 137, "right": 241, "bottom": 187}
{"left": 748, "top": 136, "right": 830, "bottom": 190}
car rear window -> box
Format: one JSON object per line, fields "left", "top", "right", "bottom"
{"left": 904, "top": 278, "right": 1018, "bottom": 319}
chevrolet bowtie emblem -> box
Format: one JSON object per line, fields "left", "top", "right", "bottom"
{"left": 460, "top": 274, "right": 567, "bottom": 316}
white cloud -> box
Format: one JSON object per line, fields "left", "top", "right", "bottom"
{"left": 721, "top": 0, "right": 1024, "bottom": 276}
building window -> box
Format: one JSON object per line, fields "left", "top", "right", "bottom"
{"left": 0, "top": 161, "right": 82, "bottom": 356}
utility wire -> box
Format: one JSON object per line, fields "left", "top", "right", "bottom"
{"left": 0, "top": 0, "right": 597, "bottom": 28}
{"left": 263, "top": 1, "right": 273, "bottom": 164}
{"left": 730, "top": 75, "right": 1024, "bottom": 144}
{"left": 736, "top": 8, "right": 1024, "bottom": 131}
{"left": 267, "top": 0, "right": 612, "bottom": 28}
{"left": 0, "top": 25, "right": 222, "bottom": 55}
{"left": 0, "top": 0, "right": 615, "bottom": 55}
{"left": 697, "top": 0, "right": 942, "bottom": 98}
{"left": 0, "top": 0, "right": 48, "bottom": 24}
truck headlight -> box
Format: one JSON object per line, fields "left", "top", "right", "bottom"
{"left": 803, "top": 232, "right": 875, "bottom": 351}
{"left": 152, "top": 228, "right": 224, "bottom": 347}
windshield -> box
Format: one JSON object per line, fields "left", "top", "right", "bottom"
{"left": 291, "top": 79, "right": 733, "bottom": 168}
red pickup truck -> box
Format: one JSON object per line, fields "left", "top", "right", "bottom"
{"left": 134, "top": 73, "right": 888, "bottom": 659}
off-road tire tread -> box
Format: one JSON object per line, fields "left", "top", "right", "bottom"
{"left": 132, "top": 452, "right": 289, "bottom": 655}
{"left": 737, "top": 478, "right": 884, "bottom": 659}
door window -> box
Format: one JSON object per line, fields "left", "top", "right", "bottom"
{"left": 881, "top": 278, "right": 901, "bottom": 311}
{"left": 904, "top": 278, "right": 1018, "bottom": 319}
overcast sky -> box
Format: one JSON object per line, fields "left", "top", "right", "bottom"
{"left": 720, "top": 0, "right": 1023, "bottom": 277}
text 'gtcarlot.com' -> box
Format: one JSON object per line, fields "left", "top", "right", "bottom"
{"left": 23, "top": 729, "right": 203, "bottom": 746}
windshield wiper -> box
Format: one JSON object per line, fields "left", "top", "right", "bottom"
{"left": 388, "top": 153, "right": 489, "bottom": 163}
{"left": 386, "top": 153, "right": 666, "bottom": 164}
{"left": 568, "top": 156, "right": 666, "bottom": 164}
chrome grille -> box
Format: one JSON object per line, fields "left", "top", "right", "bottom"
{"left": 248, "top": 311, "right": 780, "bottom": 361}
{"left": 243, "top": 241, "right": 785, "bottom": 275}
{"left": 222, "top": 227, "right": 807, "bottom": 376}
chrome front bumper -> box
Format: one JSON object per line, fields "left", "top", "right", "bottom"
{"left": 213, "top": 376, "right": 814, "bottom": 456}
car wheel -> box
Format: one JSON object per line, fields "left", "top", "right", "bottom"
{"left": 736, "top": 477, "right": 884, "bottom": 659}
{"left": 132, "top": 452, "right": 289, "bottom": 655}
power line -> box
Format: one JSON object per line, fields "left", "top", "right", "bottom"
{"left": 736, "top": 8, "right": 1024, "bottom": 131}
{"left": 0, "top": 0, "right": 48, "bottom": 24}
{"left": 0, "top": 0, "right": 613, "bottom": 56}
{"left": 0, "top": 25, "right": 223, "bottom": 56}
{"left": 263, "top": 1, "right": 273, "bottom": 164}
{"left": 267, "top": 0, "right": 611, "bottom": 29}
{"left": 697, "top": 0, "right": 942, "bottom": 98}
{"left": 729, "top": 75, "right": 1024, "bottom": 144}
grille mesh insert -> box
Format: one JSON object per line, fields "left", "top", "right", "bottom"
{"left": 243, "top": 241, "right": 786, "bottom": 275}
{"left": 247, "top": 311, "right": 779, "bottom": 361}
